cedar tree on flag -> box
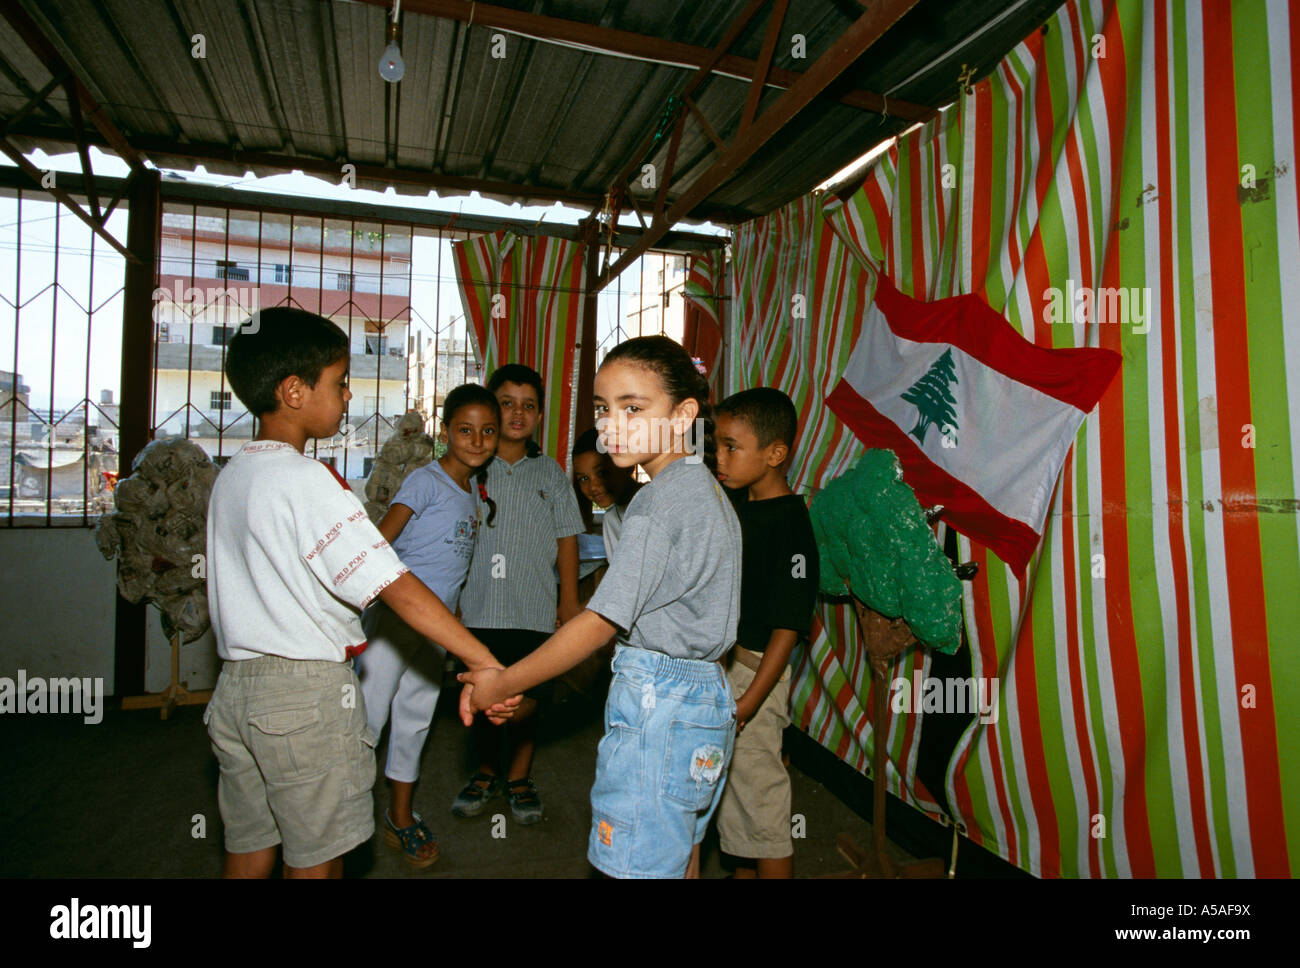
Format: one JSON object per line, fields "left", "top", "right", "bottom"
{"left": 826, "top": 273, "right": 1121, "bottom": 577}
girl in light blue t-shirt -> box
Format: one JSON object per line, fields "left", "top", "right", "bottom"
{"left": 358, "top": 384, "right": 501, "bottom": 868}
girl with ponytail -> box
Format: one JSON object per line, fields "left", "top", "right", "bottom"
{"left": 460, "top": 335, "right": 743, "bottom": 879}
{"left": 357, "top": 383, "right": 501, "bottom": 867}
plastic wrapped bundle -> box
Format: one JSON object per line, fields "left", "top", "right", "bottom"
{"left": 810, "top": 449, "right": 963, "bottom": 653}
{"left": 95, "top": 436, "right": 217, "bottom": 643}
{"left": 363, "top": 409, "right": 437, "bottom": 522}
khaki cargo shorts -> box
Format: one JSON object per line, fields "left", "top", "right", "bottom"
{"left": 204, "top": 655, "right": 376, "bottom": 869}
{"left": 715, "top": 649, "right": 793, "bottom": 859}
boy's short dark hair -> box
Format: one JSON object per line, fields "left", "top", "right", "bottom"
{"left": 715, "top": 387, "right": 798, "bottom": 451}
{"left": 487, "top": 363, "right": 544, "bottom": 405}
{"left": 225, "top": 308, "right": 350, "bottom": 417}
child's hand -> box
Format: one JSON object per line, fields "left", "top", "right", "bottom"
{"left": 457, "top": 667, "right": 519, "bottom": 725}
{"left": 735, "top": 692, "right": 761, "bottom": 734}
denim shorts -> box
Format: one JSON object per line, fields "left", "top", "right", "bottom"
{"left": 587, "top": 646, "right": 736, "bottom": 878}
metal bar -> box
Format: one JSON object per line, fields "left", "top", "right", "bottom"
{"left": 402, "top": 226, "right": 413, "bottom": 424}
{"left": 660, "top": 253, "right": 667, "bottom": 336}
{"left": 62, "top": 81, "right": 102, "bottom": 222}
{"left": 372, "top": 0, "right": 932, "bottom": 120}
{"left": 652, "top": 110, "right": 686, "bottom": 225}
{"left": 83, "top": 218, "right": 95, "bottom": 523}
{"left": 0, "top": 70, "right": 66, "bottom": 136}
{"left": 101, "top": 168, "right": 136, "bottom": 221}
{"left": 183, "top": 206, "right": 196, "bottom": 438}
{"left": 0, "top": 0, "right": 148, "bottom": 170}
{"left": 45, "top": 202, "right": 57, "bottom": 526}
{"left": 0, "top": 139, "right": 136, "bottom": 262}
{"left": 376, "top": 221, "right": 386, "bottom": 457}
{"left": 574, "top": 218, "right": 599, "bottom": 435}
{"left": 739, "top": 0, "right": 788, "bottom": 135}
{"left": 584, "top": 0, "right": 769, "bottom": 229}
{"left": 115, "top": 168, "right": 160, "bottom": 697}
{"left": 6, "top": 189, "right": 18, "bottom": 524}
{"left": 598, "top": 0, "right": 921, "bottom": 291}
{"left": 0, "top": 166, "right": 731, "bottom": 247}
{"left": 684, "top": 96, "right": 726, "bottom": 154}
{"left": 433, "top": 228, "right": 442, "bottom": 421}
{"left": 134, "top": 139, "right": 604, "bottom": 208}
{"left": 316, "top": 216, "right": 325, "bottom": 316}
{"left": 346, "top": 216, "right": 357, "bottom": 475}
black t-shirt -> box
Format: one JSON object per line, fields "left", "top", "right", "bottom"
{"left": 734, "top": 493, "right": 820, "bottom": 653}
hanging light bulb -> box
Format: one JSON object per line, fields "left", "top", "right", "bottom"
{"left": 379, "top": 1, "right": 404, "bottom": 83}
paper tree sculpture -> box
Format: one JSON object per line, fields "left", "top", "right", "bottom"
{"left": 96, "top": 437, "right": 218, "bottom": 719}
{"left": 96, "top": 437, "right": 216, "bottom": 642}
{"left": 364, "top": 410, "right": 437, "bottom": 522}
{"left": 810, "top": 448, "right": 973, "bottom": 878}
{"left": 811, "top": 448, "right": 964, "bottom": 654}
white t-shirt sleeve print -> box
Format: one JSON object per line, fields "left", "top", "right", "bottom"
{"left": 299, "top": 463, "right": 409, "bottom": 609}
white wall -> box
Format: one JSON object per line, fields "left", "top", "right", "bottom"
{"left": 0, "top": 529, "right": 117, "bottom": 687}
{"left": 0, "top": 527, "right": 220, "bottom": 696}
{"left": 1, "top": 480, "right": 373, "bottom": 696}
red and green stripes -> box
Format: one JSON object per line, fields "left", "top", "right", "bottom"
{"left": 728, "top": 0, "right": 1298, "bottom": 878}
{"left": 453, "top": 231, "right": 583, "bottom": 468}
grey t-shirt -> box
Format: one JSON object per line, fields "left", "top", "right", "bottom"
{"left": 586, "top": 457, "right": 741, "bottom": 661}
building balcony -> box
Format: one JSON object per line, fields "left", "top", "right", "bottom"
{"left": 154, "top": 341, "right": 407, "bottom": 380}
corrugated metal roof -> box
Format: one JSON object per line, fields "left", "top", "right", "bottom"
{"left": 0, "top": 0, "right": 1065, "bottom": 223}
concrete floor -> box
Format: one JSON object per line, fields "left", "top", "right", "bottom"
{"left": 0, "top": 679, "right": 912, "bottom": 878}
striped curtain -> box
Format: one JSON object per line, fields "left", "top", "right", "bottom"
{"left": 729, "top": 0, "right": 1299, "bottom": 877}
{"left": 453, "top": 231, "right": 585, "bottom": 469}
{"left": 682, "top": 252, "right": 727, "bottom": 393}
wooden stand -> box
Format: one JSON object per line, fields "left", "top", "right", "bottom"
{"left": 829, "top": 597, "right": 946, "bottom": 878}
{"left": 121, "top": 630, "right": 212, "bottom": 720}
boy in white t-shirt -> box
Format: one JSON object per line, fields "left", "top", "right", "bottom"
{"left": 205, "top": 307, "right": 517, "bottom": 878}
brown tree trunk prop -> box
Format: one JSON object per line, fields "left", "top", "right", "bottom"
{"left": 829, "top": 594, "right": 946, "bottom": 878}
{"left": 120, "top": 626, "right": 212, "bottom": 721}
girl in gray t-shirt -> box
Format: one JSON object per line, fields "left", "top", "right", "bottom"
{"left": 461, "top": 336, "right": 741, "bottom": 878}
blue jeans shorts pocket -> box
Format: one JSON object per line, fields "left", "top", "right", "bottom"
{"left": 660, "top": 719, "right": 731, "bottom": 809}
{"left": 589, "top": 808, "right": 634, "bottom": 872}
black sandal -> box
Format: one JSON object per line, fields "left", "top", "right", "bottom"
{"left": 505, "top": 777, "right": 544, "bottom": 825}
{"left": 451, "top": 771, "right": 503, "bottom": 818}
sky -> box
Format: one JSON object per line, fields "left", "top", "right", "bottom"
{"left": 0, "top": 145, "right": 734, "bottom": 416}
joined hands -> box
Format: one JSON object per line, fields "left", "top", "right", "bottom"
{"left": 458, "top": 667, "right": 521, "bottom": 726}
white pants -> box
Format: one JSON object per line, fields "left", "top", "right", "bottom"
{"left": 356, "top": 600, "right": 447, "bottom": 783}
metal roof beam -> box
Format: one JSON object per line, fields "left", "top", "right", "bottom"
{"left": 358, "top": 0, "right": 934, "bottom": 122}
{"left": 0, "top": 166, "right": 727, "bottom": 253}
{"left": 3, "top": 116, "right": 746, "bottom": 224}
{"left": 596, "top": 0, "right": 922, "bottom": 291}
{"left": 0, "top": 137, "right": 137, "bottom": 262}
{"left": 0, "top": 0, "right": 148, "bottom": 171}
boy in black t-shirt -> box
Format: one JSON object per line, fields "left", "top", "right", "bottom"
{"left": 713, "top": 387, "right": 819, "bottom": 879}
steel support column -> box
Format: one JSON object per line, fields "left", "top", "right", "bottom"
{"left": 113, "top": 169, "right": 160, "bottom": 697}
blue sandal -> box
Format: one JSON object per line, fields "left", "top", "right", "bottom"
{"left": 383, "top": 809, "right": 439, "bottom": 869}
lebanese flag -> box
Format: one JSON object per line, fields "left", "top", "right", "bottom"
{"left": 826, "top": 274, "right": 1121, "bottom": 577}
